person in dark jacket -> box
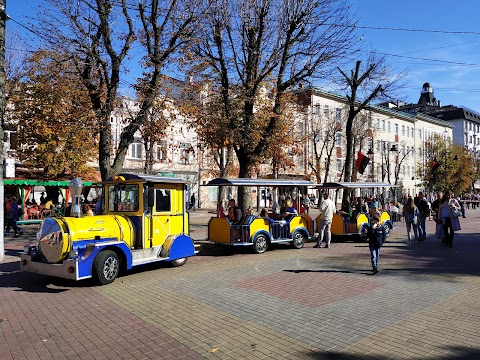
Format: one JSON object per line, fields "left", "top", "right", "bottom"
{"left": 368, "top": 207, "right": 385, "bottom": 274}
{"left": 5, "top": 195, "right": 22, "bottom": 237}
{"left": 416, "top": 191, "right": 429, "bottom": 241}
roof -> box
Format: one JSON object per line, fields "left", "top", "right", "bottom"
{"left": 103, "top": 173, "right": 190, "bottom": 185}
{"left": 296, "top": 86, "right": 454, "bottom": 128}
{"left": 313, "top": 182, "right": 396, "bottom": 189}
{"left": 204, "top": 178, "right": 313, "bottom": 187}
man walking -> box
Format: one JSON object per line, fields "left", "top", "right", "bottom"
{"left": 417, "top": 191, "right": 429, "bottom": 241}
{"left": 314, "top": 192, "right": 336, "bottom": 248}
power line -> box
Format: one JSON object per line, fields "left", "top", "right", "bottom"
{"left": 350, "top": 23, "right": 480, "bottom": 36}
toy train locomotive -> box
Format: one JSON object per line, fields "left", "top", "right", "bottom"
{"left": 20, "top": 174, "right": 196, "bottom": 285}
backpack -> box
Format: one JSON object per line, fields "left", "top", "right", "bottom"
{"left": 369, "top": 225, "right": 385, "bottom": 249}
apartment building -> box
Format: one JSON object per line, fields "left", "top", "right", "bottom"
{"left": 298, "top": 87, "right": 453, "bottom": 198}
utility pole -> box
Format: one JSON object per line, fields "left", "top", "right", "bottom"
{"left": 0, "top": 0, "right": 6, "bottom": 262}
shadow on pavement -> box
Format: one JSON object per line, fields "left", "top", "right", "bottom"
{"left": 301, "top": 346, "right": 480, "bottom": 360}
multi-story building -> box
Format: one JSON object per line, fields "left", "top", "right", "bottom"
{"left": 109, "top": 96, "right": 200, "bottom": 207}
{"left": 297, "top": 87, "right": 453, "bottom": 199}
{"left": 393, "top": 82, "right": 480, "bottom": 158}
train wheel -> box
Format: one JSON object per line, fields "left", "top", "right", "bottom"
{"left": 292, "top": 232, "right": 306, "bottom": 249}
{"left": 253, "top": 234, "right": 268, "bottom": 254}
{"left": 93, "top": 250, "right": 119, "bottom": 285}
{"left": 171, "top": 257, "right": 188, "bottom": 267}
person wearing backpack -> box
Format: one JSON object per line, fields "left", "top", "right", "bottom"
{"left": 4, "top": 195, "right": 22, "bottom": 237}
{"left": 403, "top": 196, "right": 419, "bottom": 242}
{"left": 368, "top": 207, "right": 385, "bottom": 275}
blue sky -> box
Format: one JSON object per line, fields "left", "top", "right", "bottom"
{"left": 6, "top": 0, "right": 480, "bottom": 111}
{"left": 351, "top": 0, "right": 480, "bottom": 110}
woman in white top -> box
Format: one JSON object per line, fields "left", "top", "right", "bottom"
{"left": 438, "top": 190, "right": 461, "bottom": 248}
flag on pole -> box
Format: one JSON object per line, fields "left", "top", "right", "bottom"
{"left": 428, "top": 158, "right": 440, "bottom": 181}
{"left": 356, "top": 151, "right": 370, "bottom": 175}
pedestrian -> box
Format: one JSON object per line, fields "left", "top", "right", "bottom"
{"left": 368, "top": 206, "right": 385, "bottom": 274}
{"left": 313, "top": 192, "right": 335, "bottom": 248}
{"left": 439, "top": 190, "right": 461, "bottom": 248}
{"left": 431, "top": 192, "right": 444, "bottom": 242}
{"left": 190, "top": 194, "right": 196, "bottom": 210}
{"left": 416, "top": 191, "right": 429, "bottom": 241}
{"left": 95, "top": 195, "right": 103, "bottom": 215}
{"left": 5, "top": 195, "right": 22, "bottom": 238}
{"left": 403, "top": 196, "right": 419, "bottom": 242}
{"left": 40, "top": 192, "right": 46, "bottom": 205}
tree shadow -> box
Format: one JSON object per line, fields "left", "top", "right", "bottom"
{"left": 301, "top": 345, "right": 480, "bottom": 359}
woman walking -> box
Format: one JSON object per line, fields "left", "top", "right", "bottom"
{"left": 403, "top": 196, "right": 419, "bottom": 242}
{"left": 439, "top": 190, "right": 461, "bottom": 248}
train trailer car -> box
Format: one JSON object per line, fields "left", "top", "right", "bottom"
{"left": 205, "top": 177, "right": 313, "bottom": 254}
{"left": 20, "top": 174, "right": 196, "bottom": 285}
{"left": 314, "top": 182, "right": 395, "bottom": 241}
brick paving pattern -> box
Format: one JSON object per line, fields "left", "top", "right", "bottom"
{"left": 1, "top": 208, "right": 480, "bottom": 359}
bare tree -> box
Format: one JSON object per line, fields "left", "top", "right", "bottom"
{"left": 337, "top": 56, "right": 404, "bottom": 203}
{"left": 192, "top": 0, "right": 357, "bottom": 208}
{"left": 35, "top": 0, "right": 201, "bottom": 180}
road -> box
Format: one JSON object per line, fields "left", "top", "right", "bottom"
{"left": 1, "top": 208, "right": 480, "bottom": 359}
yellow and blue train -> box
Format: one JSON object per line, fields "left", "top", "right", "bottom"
{"left": 20, "top": 174, "right": 196, "bottom": 285}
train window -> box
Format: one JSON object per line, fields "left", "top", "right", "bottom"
{"left": 108, "top": 184, "right": 139, "bottom": 212}
{"left": 155, "top": 189, "right": 171, "bottom": 212}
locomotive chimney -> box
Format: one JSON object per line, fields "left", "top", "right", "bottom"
{"left": 69, "top": 178, "right": 84, "bottom": 218}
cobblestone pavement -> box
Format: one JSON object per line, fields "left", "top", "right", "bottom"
{"left": 1, "top": 208, "right": 480, "bottom": 359}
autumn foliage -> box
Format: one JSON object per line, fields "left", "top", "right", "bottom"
{"left": 7, "top": 50, "right": 98, "bottom": 180}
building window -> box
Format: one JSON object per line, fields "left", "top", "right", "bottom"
{"left": 395, "top": 123, "right": 399, "bottom": 135}
{"left": 402, "top": 125, "right": 405, "bottom": 136}
{"left": 336, "top": 159, "right": 343, "bottom": 173}
{"left": 323, "top": 105, "right": 329, "bottom": 119}
{"left": 178, "top": 142, "right": 193, "bottom": 164}
{"left": 130, "top": 141, "right": 143, "bottom": 159}
{"left": 382, "top": 119, "right": 386, "bottom": 131}
{"left": 388, "top": 121, "right": 391, "bottom": 133}
{"left": 315, "top": 104, "right": 320, "bottom": 115}
{"left": 376, "top": 118, "right": 380, "bottom": 129}
{"left": 367, "top": 114, "right": 372, "bottom": 128}
{"left": 335, "top": 132, "right": 342, "bottom": 146}
{"left": 418, "top": 129, "right": 422, "bottom": 139}
{"left": 156, "top": 140, "right": 168, "bottom": 162}
{"left": 335, "top": 108, "right": 342, "bottom": 121}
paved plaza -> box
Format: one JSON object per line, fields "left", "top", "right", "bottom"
{"left": 1, "top": 208, "right": 480, "bottom": 359}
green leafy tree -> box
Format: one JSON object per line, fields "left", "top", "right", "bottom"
{"left": 418, "top": 135, "right": 474, "bottom": 194}
{"left": 8, "top": 50, "right": 97, "bottom": 180}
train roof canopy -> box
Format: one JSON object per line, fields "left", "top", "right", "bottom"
{"left": 313, "top": 182, "right": 397, "bottom": 189}
{"left": 103, "top": 173, "right": 190, "bottom": 185}
{"left": 205, "top": 177, "right": 313, "bottom": 187}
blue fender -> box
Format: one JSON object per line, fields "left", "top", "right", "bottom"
{"left": 160, "top": 234, "right": 195, "bottom": 260}
{"left": 73, "top": 238, "right": 132, "bottom": 279}
{"left": 252, "top": 229, "right": 272, "bottom": 243}
{"left": 292, "top": 227, "right": 309, "bottom": 241}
